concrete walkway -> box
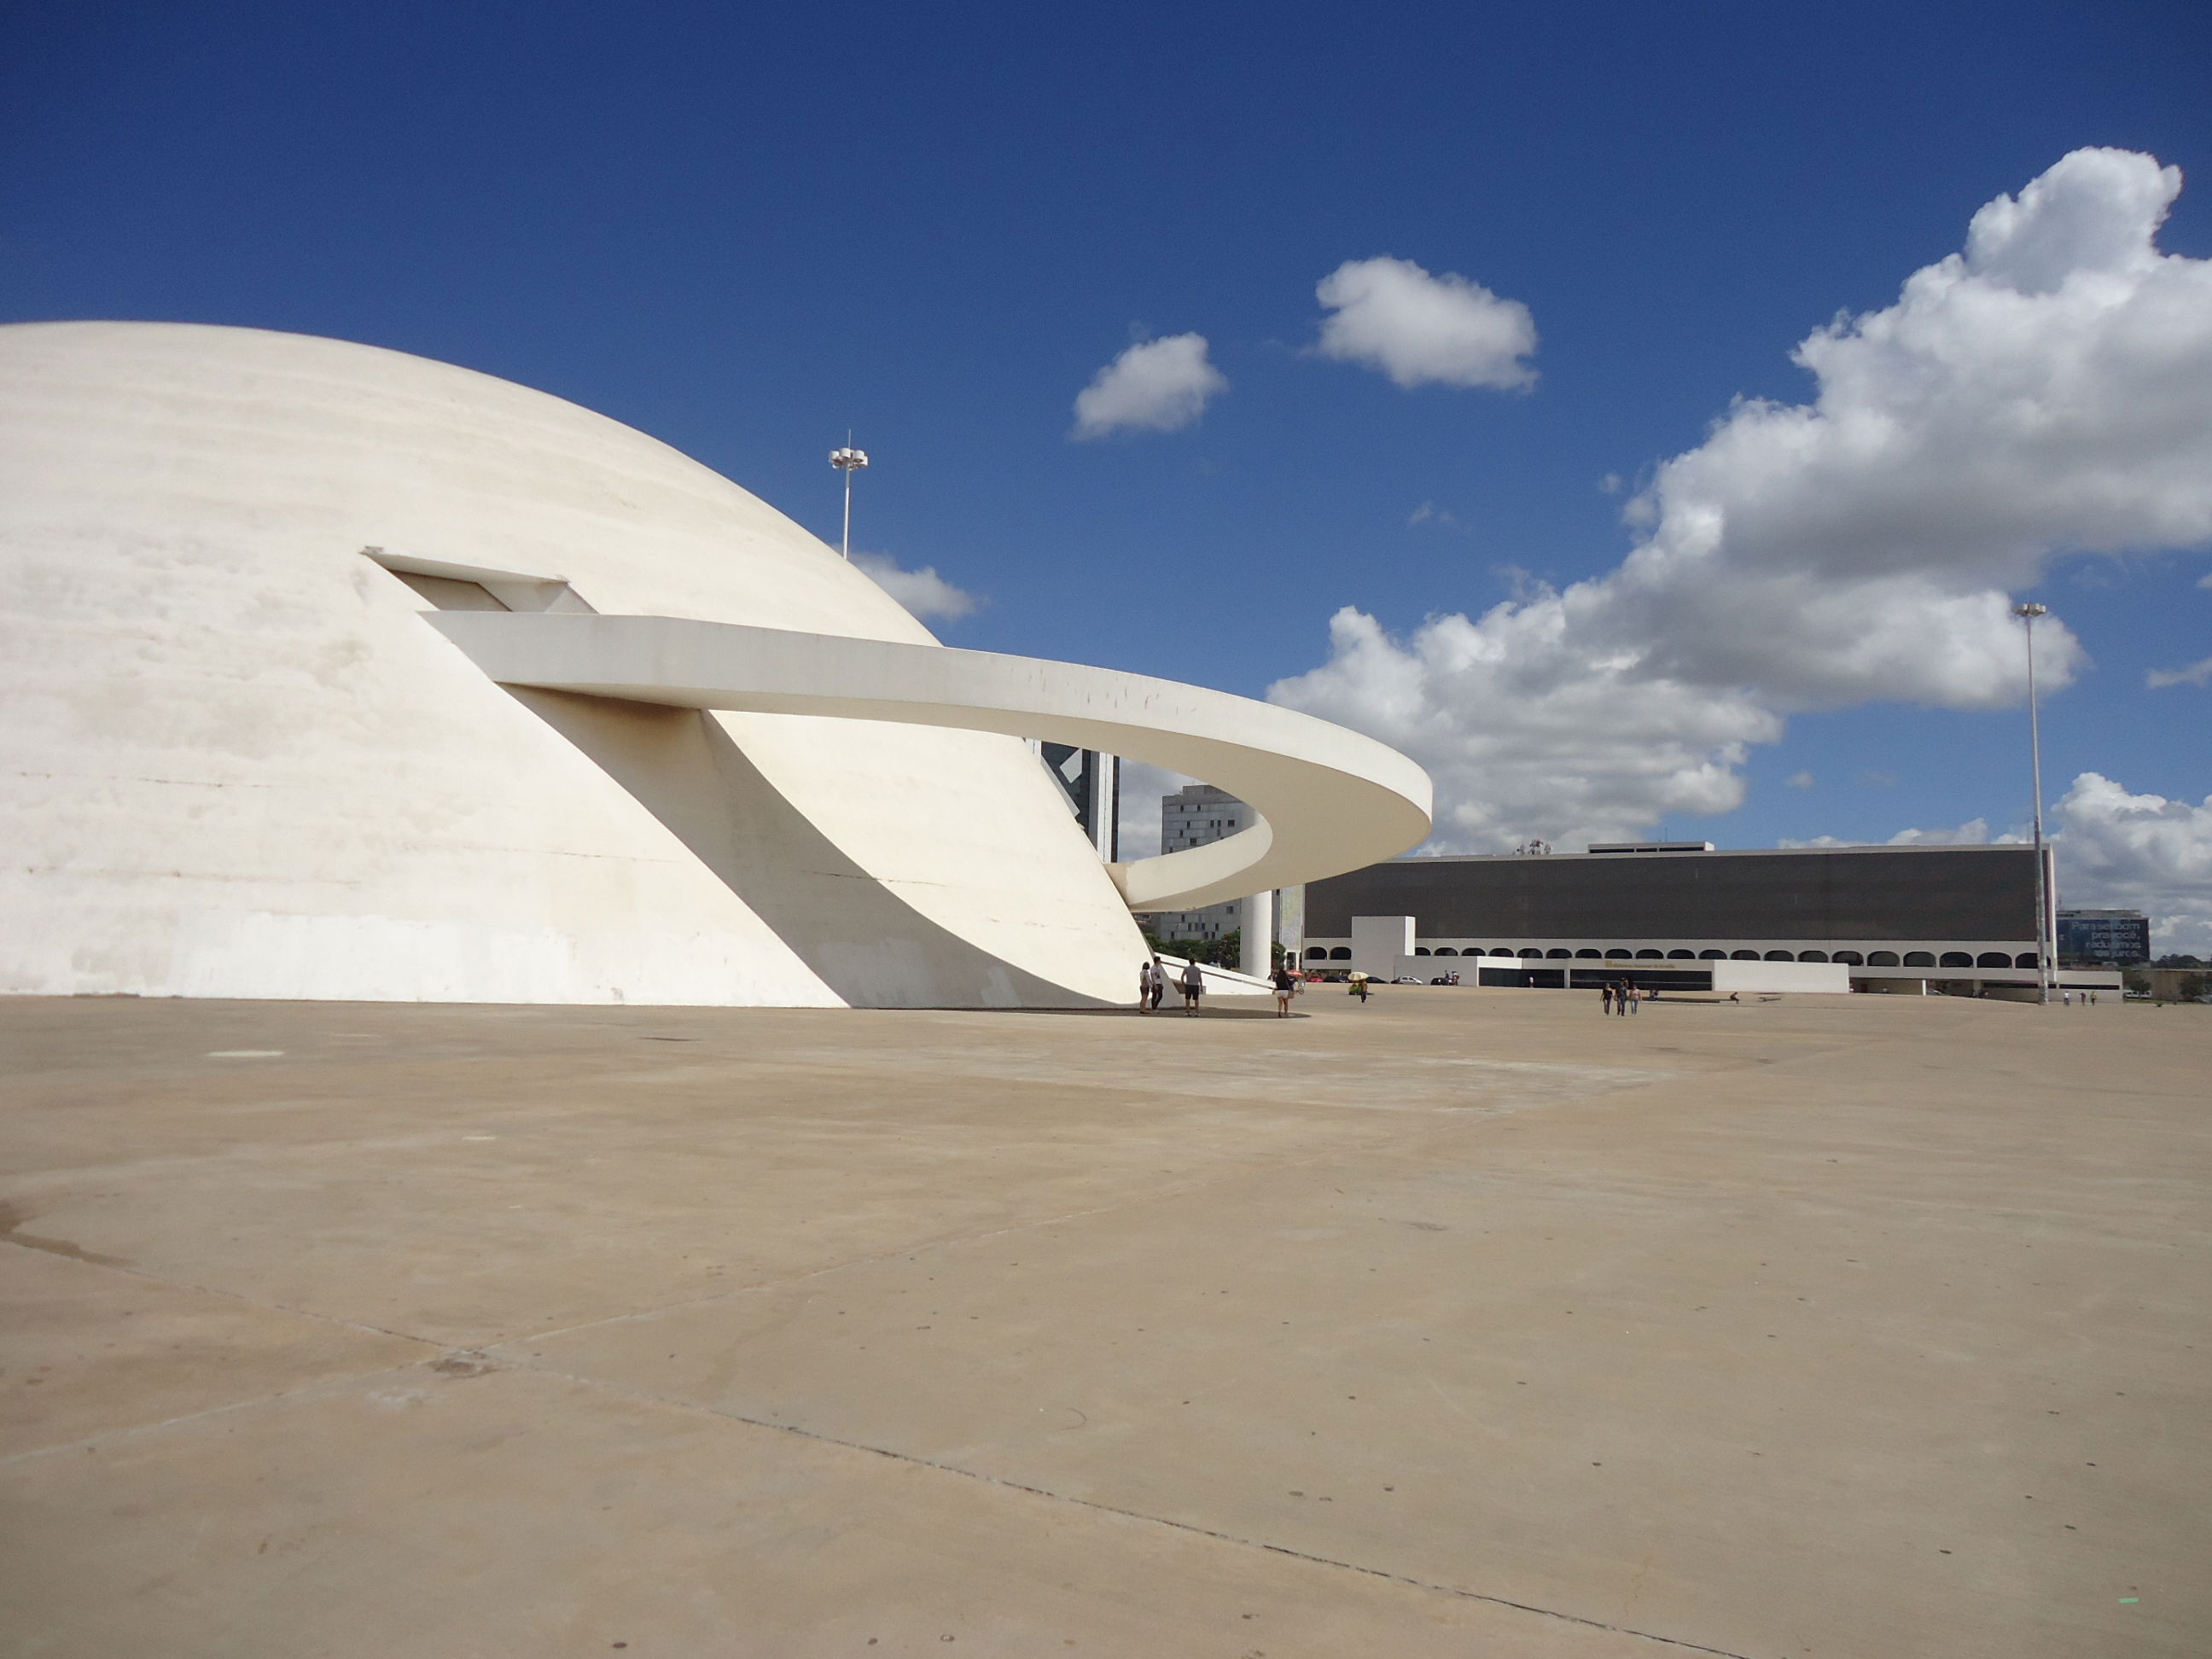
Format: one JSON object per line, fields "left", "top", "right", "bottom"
{"left": 3, "top": 988, "right": 2205, "bottom": 1657}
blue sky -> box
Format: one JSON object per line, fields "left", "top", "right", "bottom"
{"left": 5, "top": 0, "right": 2210, "bottom": 935}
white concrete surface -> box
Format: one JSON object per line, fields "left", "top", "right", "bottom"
{"left": 1238, "top": 888, "right": 1273, "bottom": 979}
{"left": 429, "top": 611, "right": 1431, "bottom": 914}
{"left": 1350, "top": 915, "right": 1416, "bottom": 978}
{"left": 1708, "top": 959, "right": 1850, "bottom": 994}
{"left": 9, "top": 992, "right": 2205, "bottom": 1657}
{"left": 1151, "top": 952, "right": 1272, "bottom": 997}
{"left": 1379, "top": 934, "right": 2053, "bottom": 964}
{"left": 0, "top": 321, "right": 1428, "bottom": 1009}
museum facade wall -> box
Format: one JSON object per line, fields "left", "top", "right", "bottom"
{"left": 0, "top": 322, "right": 1150, "bottom": 1007}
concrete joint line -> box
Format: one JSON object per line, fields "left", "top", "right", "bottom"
{"left": 498, "top": 1113, "right": 1534, "bottom": 1349}
{"left": 0, "top": 1355, "right": 453, "bottom": 1468}
{"left": 0, "top": 1232, "right": 441, "bottom": 1349}
{"left": 510, "top": 1354, "right": 1758, "bottom": 1659}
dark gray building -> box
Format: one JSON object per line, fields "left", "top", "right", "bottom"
{"left": 1299, "top": 843, "right": 2115, "bottom": 992}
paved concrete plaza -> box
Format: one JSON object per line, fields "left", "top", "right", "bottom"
{"left": 3, "top": 987, "right": 2205, "bottom": 1657}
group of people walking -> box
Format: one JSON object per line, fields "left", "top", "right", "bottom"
{"left": 1137, "top": 956, "right": 1208, "bottom": 1016}
{"left": 1599, "top": 980, "right": 1642, "bottom": 1016}
{"left": 1137, "top": 957, "right": 1307, "bottom": 1018}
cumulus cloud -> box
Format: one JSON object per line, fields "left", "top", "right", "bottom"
{"left": 1071, "top": 334, "right": 1226, "bottom": 439}
{"left": 2147, "top": 655, "right": 2212, "bottom": 689}
{"left": 851, "top": 552, "right": 980, "bottom": 622}
{"left": 1275, "top": 602, "right": 1779, "bottom": 848}
{"left": 1785, "top": 770, "right": 1816, "bottom": 789}
{"left": 1778, "top": 819, "right": 2009, "bottom": 848}
{"left": 2050, "top": 772, "right": 2212, "bottom": 952}
{"left": 1313, "top": 257, "right": 1538, "bottom": 391}
{"left": 1272, "top": 149, "right": 2212, "bottom": 853}
{"left": 1884, "top": 818, "right": 2006, "bottom": 846}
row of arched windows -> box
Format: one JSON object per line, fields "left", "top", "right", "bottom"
{"left": 1303, "top": 946, "right": 2037, "bottom": 969}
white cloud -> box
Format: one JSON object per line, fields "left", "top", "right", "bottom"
{"left": 1312, "top": 257, "right": 1537, "bottom": 391}
{"left": 851, "top": 551, "right": 980, "bottom": 622}
{"left": 1071, "top": 334, "right": 1225, "bottom": 439}
{"left": 1408, "top": 501, "right": 1464, "bottom": 530}
{"left": 1885, "top": 818, "right": 2008, "bottom": 846}
{"left": 1785, "top": 770, "right": 1815, "bottom": 789}
{"left": 2147, "top": 655, "right": 2212, "bottom": 689}
{"left": 2052, "top": 772, "right": 2212, "bottom": 953}
{"left": 1274, "top": 602, "right": 1778, "bottom": 850}
{"left": 1272, "top": 149, "right": 2212, "bottom": 851}
{"left": 1779, "top": 818, "right": 2011, "bottom": 848}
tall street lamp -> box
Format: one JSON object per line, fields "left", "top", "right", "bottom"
{"left": 829, "top": 442, "right": 869, "bottom": 560}
{"left": 2012, "top": 601, "right": 2054, "bottom": 1005}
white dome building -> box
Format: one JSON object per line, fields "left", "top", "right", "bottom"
{"left": 0, "top": 323, "right": 1428, "bottom": 1009}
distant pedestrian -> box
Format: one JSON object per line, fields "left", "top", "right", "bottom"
{"left": 1626, "top": 984, "right": 1640, "bottom": 1016}
{"left": 1271, "top": 963, "right": 1298, "bottom": 1017}
{"left": 1138, "top": 958, "right": 1156, "bottom": 1013}
{"left": 1350, "top": 975, "right": 1371, "bottom": 1004}
{"left": 1600, "top": 984, "right": 1614, "bottom": 1016}
{"left": 1179, "top": 959, "right": 1204, "bottom": 1016}
{"left": 1150, "top": 958, "right": 1167, "bottom": 1011}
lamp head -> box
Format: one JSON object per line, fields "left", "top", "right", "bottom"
{"left": 830, "top": 445, "right": 870, "bottom": 473}
{"left": 2011, "top": 601, "right": 2049, "bottom": 619}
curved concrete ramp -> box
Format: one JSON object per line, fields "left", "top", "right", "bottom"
{"left": 430, "top": 611, "right": 1435, "bottom": 913}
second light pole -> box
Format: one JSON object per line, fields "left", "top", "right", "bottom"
{"left": 2012, "top": 600, "right": 2055, "bottom": 1005}
{"left": 830, "top": 441, "right": 869, "bottom": 559}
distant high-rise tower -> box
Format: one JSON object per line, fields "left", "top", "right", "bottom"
{"left": 1147, "top": 783, "right": 1250, "bottom": 943}
{"left": 1039, "top": 743, "right": 1117, "bottom": 860}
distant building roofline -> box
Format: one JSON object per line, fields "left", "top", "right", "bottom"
{"left": 1381, "top": 842, "right": 2041, "bottom": 865}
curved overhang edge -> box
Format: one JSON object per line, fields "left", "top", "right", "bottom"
{"left": 427, "top": 611, "right": 1434, "bottom": 912}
